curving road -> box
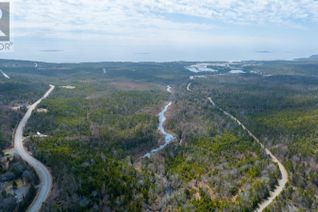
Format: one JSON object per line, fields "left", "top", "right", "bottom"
{"left": 186, "top": 82, "right": 192, "bottom": 91}
{"left": 207, "top": 97, "right": 288, "bottom": 212}
{"left": 14, "top": 85, "right": 55, "bottom": 212}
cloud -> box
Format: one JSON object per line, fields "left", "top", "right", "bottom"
{"left": 11, "top": 0, "right": 318, "bottom": 40}
{"left": 6, "top": 0, "right": 318, "bottom": 63}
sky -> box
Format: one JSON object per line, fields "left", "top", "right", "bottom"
{"left": 1, "top": 0, "right": 318, "bottom": 62}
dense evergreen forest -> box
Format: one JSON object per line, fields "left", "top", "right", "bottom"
{"left": 0, "top": 58, "right": 318, "bottom": 211}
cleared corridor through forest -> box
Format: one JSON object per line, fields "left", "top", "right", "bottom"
{"left": 207, "top": 97, "right": 288, "bottom": 212}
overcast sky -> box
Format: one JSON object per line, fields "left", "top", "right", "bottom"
{"left": 1, "top": 0, "right": 318, "bottom": 62}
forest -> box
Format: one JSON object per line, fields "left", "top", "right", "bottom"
{"left": 0, "top": 58, "right": 318, "bottom": 211}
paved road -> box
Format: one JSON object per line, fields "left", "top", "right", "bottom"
{"left": 0, "top": 69, "right": 10, "bottom": 79}
{"left": 207, "top": 97, "right": 288, "bottom": 212}
{"left": 14, "top": 85, "right": 55, "bottom": 212}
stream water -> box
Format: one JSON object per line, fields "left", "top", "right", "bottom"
{"left": 144, "top": 86, "right": 174, "bottom": 157}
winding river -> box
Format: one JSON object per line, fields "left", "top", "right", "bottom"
{"left": 14, "top": 85, "right": 55, "bottom": 212}
{"left": 144, "top": 86, "right": 174, "bottom": 158}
